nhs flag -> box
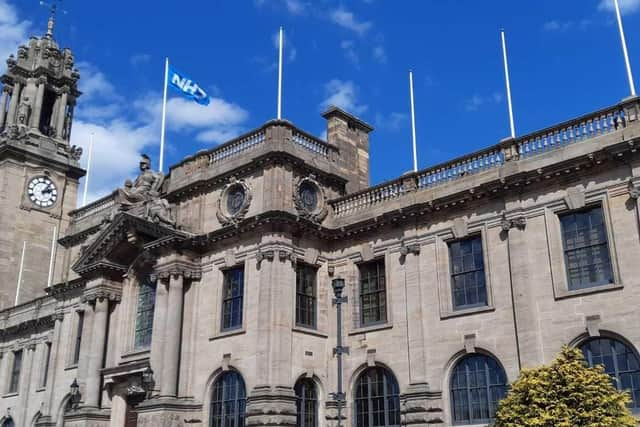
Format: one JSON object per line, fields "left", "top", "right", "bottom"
{"left": 168, "top": 65, "right": 210, "bottom": 106}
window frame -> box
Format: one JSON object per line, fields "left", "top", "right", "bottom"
{"left": 579, "top": 337, "right": 640, "bottom": 412}
{"left": 72, "top": 311, "right": 84, "bottom": 365}
{"left": 295, "top": 263, "right": 318, "bottom": 330}
{"left": 449, "top": 353, "right": 508, "bottom": 426}
{"left": 294, "top": 378, "right": 318, "bottom": 427}
{"left": 357, "top": 258, "right": 389, "bottom": 327}
{"left": 209, "top": 371, "right": 246, "bottom": 427}
{"left": 8, "top": 350, "right": 23, "bottom": 394}
{"left": 448, "top": 235, "right": 488, "bottom": 311}
{"left": 353, "top": 366, "right": 401, "bottom": 427}
{"left": 41, "top": 342, "right": 52, "bottom": 388}
{"left": 545, "top": 194, "right": 621, "bottom": 300}
{"left": 133, "top": 277, "right": 157, "bottom": 350}
{"left": 558, "top": 205, "right": 614, "bottom": 291}
{"left": 435, "top": 226, "right": 494, "bottom": 319}
{"left": 221, "top": 265, "right": 245, "bottom": 332}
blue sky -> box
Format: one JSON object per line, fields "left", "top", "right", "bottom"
{"left": 4, "top": 0, "right": 640, "bottom": 202}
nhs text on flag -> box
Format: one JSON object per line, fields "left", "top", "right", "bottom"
{"left": 168, "top": 66, "right": 210, "bottom": 106}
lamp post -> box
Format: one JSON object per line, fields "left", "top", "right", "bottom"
{"left": 141, "top": 366, "right": 155, "bottom": 399}
{"left": 69, "top": 378, "right": 81, "bottom": 409}
{"left": 331, "top": 278, "right": 349, "bottom": 427}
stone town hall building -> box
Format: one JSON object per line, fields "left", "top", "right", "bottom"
{"left": 2, "top": 15, "right": 640, "bottom": 427}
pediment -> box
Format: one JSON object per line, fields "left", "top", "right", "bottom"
{"left": 72, "top": 213, "right": 187, "bottom": 279}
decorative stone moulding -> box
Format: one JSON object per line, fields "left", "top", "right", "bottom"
{"left": 500, "top": 212, "right": 527, "bottom": 232}
{"left": 629, "top": 178, "right": 640, "bottom": 200}
{"left": 293, "top": 174, "right": 328, "bottom": 224}
{"left": 216, "top": 176, "right": 252, "bottom": 226}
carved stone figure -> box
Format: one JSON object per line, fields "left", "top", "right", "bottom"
{"left": 116, "top": 154, "right": 164, "bottom": 206}
{"left": 115, "top": 154, "right": 176, "bottom": 228}
{"left": 16, "top": 96, "right": 31, "bottom": 126}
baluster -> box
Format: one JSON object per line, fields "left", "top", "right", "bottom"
{"left": 568, "top": 127, "right": 575, "bottom": 143}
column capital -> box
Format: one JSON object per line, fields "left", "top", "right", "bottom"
{"left": 152, "top": 256, "right": 201, "bottom": 282}
{"left": 81, "top": 279, "right": 122, "bottom": 304}
{"left": 37, "top": 75, "right": 48, "bottom": 85}
{"left": 60, "top": 85, "right": 70, "bottom": 95}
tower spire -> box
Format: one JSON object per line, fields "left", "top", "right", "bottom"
{"left": 39, "top": 0, "right": 62, "bottom": 39}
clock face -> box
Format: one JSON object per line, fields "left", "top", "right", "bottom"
{"left": 27, "top": 176, "right": 58, "bottom": 208}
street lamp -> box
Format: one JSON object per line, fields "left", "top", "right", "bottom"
{"left": 69, "top": 378, "right": 81, "bottom": 409}
{"left": 331, "top": 278, "right": 348, "bottom": 427}
{"left": 141, "top": 366, "right": 155, "bottom": 399}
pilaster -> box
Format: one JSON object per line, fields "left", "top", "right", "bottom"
{"left": 6, "top": 82, "right": 20, "bottom": 125}
{"left": 55, "top": 86, "right": 68, "bottom": 139}
{"left": 0, "top": 86, "right": 9, "bottom": 129}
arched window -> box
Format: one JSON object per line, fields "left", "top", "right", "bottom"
{"left": 210, "top": 371, "right": 246, "bottom": 427}
{"left": 295, "top": 378, "right": 318, "bottom": 427}
{"left": 450, "top": 354, "right": 507, "bottom": 425}
{"left": 580, "top": 337, "right": 640, "bottom": 410}
{"left": 354, "top": 366, "right": 400, "bottom": 427}
{"left": 1, "top": 418, "right": 14, "bottom": 427}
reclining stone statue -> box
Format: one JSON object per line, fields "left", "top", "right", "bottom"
{"left": 115, "top": 154, "right": 176, "bottom": 228}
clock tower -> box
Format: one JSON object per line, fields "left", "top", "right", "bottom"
{"left": 0, "top": 14, "right": 84, "bottom": 308}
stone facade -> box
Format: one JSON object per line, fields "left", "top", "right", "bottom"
{"left": 3, "top": 18, "right": 640, "bottom": 427}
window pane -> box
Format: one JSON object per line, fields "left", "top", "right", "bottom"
{"left": 581, "top": 338, "right": 640, "bottom": 411}
{"left": 353, "top": 367, "right": 400, "bottom": 427}
{"left": 449, "top": 236, "right": 487, "bottom": 310}
{"left": 450, "top": 354, "right": 507, "bottom": 425}
{"left": 296, "top": 264, "right": 317, "bottom": 329}
{"left": 560, "top": 207, "right": 614, "bottom": 290}
{"left": 222, "top": 267, "right": 244, "bottom": 330}
{"left": 359, "top": 259, "right": 387, "bottom": 326}
{"left": 134, "top": 277, "right": 157, "bottom": 349}
{"left": 295, "top": 379, "right": 317, "bottom": 427}
{"left": 210, "top": 372, "right": 246, "bottom": 427}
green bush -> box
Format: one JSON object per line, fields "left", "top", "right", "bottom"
{"left": 494, "top": 346, "right": 637, "bottom": 427}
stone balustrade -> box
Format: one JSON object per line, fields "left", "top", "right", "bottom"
{"left": 70, "top": 191, "right": 116, "bottom": 221}
{"left": 330, "top": 97, "right": 640, "bottom": 218}
{"left": 291, "top": 131, "right": 330, "bottom": 157}
{"left": 208, "top": 130, "right": 266, "bottom": 163}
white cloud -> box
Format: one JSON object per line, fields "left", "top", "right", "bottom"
{"left": 255, "top": 0, "right": 308, "bottom": 15}
{"left": 340, "top": 40, "right": 359, "bottom": 66}
{"left": 321, "top": 79, "right": 368, "bottom": 115}
{"left": 0, "top": 0, "right": 31, "bottom": 67}
{"left": 330, "top": 7, "right": 372, "bottom": 35}
{"left": 372, "top": 45, "right": 387, "bottom": 63}
{"left": 542, "top": 19, "right": 591, "bottom": 32}
{"left": 70, "top": 62, "right": 249, "bottom": 203}
{"left": 464, "top": 92, "right": 503, "bottom": 112}
{"left": 272, "top": 30, "right": 297, "bottom": 63}
{"left": 375, "top": 112, "right": 407, "bottom": 131}
{"left": 598, "top": 0, "right": 640, "bottom": 14}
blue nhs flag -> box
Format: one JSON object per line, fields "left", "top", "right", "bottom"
{"left": 167, "top": 65, "right": 210, "bottom": 106}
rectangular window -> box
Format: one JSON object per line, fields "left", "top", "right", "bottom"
{"left": 221, "top": 266, "right": 244, "bottom": 331}
{"left": 73, "top": 311, "right": 84, "bottom": 365}
{"left": 449, "top": 235, "right": 487, "bottom": 310}
{"left": 9, "top": 350, "right": 22, "bottom": 394}
{"left": 134, "top": 277, "right": 157, "bottom": 349}
{"left": 295, "top": 264, "right": 317, "bottom": 329}
{"left": 359, "top": 259, "right": 387, "bottom": 326}
{"left": 560, "top": 206, "right": 613, "bottom": 290}
{"left": 41, "top": 343, "right": 52, "bottom": 388}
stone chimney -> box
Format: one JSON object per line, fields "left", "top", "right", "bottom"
{"left": 322, "top": 106, "right": 373, "bottom": 194}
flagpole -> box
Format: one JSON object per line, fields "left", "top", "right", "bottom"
{"left": 613, "top": 0, "right": 637, "bottom": 97}
{"left": 15, "top": 241, "right": 26, "bottom": 306}
{"left": 47, "top": 226, "right": 58, "bottom": 288}
{"left": 501, "top": 29, "right": 516, "bottom": 139}
{"left": 82, "top": 131, "right": 94, "bottom": 206}
{"left": 159, "top": 57, "right": 169, "bottom": 172}
{"left": 409, "top": 70, "right": 418, "bottom": 172}
{"left": 277, "top": 26, "right": 283, "bottom": 120}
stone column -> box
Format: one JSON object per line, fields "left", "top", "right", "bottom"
{"left": 0, "top": 86, "right": 9, "bottom": 130}
{"left": 46, "top": 313, "right": 64, "bottom": 415}
{"left": 55, "top": 87, "right": 69, "bottom": 139}
{"left": 85, "top": 296, "right": 109, "bottom": 407}
{"left": 149, "top": 277, "right": 168, "bottom": 394}
{"left": 161, "top": 273, "right": 184, "bottom": 397}
{"left": 6, "top": 82, "right": 20, "bottom": 125}
{"left": 31, "top": 76, "right": 46, "bottom": 129}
